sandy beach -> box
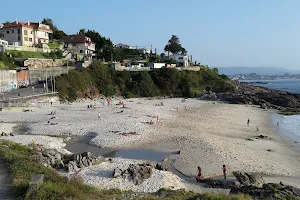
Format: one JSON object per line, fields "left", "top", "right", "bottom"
{"left": 1, "top": 98, "right": 299, "bottom": 192}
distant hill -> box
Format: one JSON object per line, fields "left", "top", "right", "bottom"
{"left": 217, "top": 67, "right": 300, "bottom": 75}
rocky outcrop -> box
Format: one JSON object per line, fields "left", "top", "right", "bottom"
{"left": 200, "top": 178, "right": 239, "bottom": 189}
{"left": 67, "top": 152, "right": 105, "bottom": 172}
{"left": 232, "top": 171, "right": 265, "bottom": 186}
{"left": 113, "top": 163, "right": 154, "bottom": 185}
{"left": 215, "top": 82, "right": 300, "bottom": 113}
{"left": 31, "top": 150, "right": 104, "bottom": 172}
{"left": 24, "top": 58, "right": 67, "bottom": 69}
{"left": 230, "top": 183, "right": 300, "bottom": 200}
{"left": 198, "top": 91, "right": 217, "bottom": 101}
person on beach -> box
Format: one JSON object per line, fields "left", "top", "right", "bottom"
{"left": 196, "top": 166, "right": 202, "bottom": 181}
{"left": 277, "top": 122, "right": 280, "bottom": 130}
{"left": 98, "top": 112, "right": 101, "bottom": 119}
{"left": 223, "top": 165, "right": 227, "bottom": 179}
{"left": 87, "top": 105, "right": 90, "bottom": 110}
{"left": 247, "top": 118, "right": 250, "bottom": 127}
{"left": 156, "top": 116, "right": 159, "bottom": 122}
{"left": 256, "top": 126, "right": 259, "bottom": 132}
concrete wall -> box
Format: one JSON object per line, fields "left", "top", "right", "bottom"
{"left": 0, "top": 70, "right": 17, "bottom": 93}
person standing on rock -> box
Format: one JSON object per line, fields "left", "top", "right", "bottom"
{"left": 223, "top": 165, "right": 227, "bottom": 179}
{"left": 247, "top": 118, "right": 250, "bottom": 127}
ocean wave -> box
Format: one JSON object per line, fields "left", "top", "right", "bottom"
{"left": 282, "top": 115, "right": 300, "bottom": 137}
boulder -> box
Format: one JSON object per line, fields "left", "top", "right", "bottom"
{"left": 232, "top": 171, "right": 264, "bottom": 186}
{"left": 113, "top": 163, "right": 153, "bottom": 185}
{"left": 67, "top": 161, "right": 78, "bottom": 173}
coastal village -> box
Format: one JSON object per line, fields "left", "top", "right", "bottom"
{"left": 0, "top": 19, "right": 213, "bottom": 94}
{"left": 1, "top": 19, "right": 300, "bottom": 200}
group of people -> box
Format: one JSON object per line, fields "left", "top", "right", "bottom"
{"left": 247, "top": 118, "right": 280, "bottom": 131}
{"left": 196, "top": 165, "right": 227, "bottom": 181}
{"left": 87, "top": 104, "right": 96, "bottom": 110}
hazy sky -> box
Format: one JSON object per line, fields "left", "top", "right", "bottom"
{"left": 1, "top": 0, "right": 300, "bottom": 68}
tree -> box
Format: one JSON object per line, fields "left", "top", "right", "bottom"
{"left": 181, "top": 47, "right": 187, "bottom": 55}
{"left": 42, "top": 18, "right": 66, "bottom": 40}
{"left": 164, "top": 35, "right": 185, "bottom": 55}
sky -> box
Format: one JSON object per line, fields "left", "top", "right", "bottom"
{"left": 1, "top": 0, "right": 300, "bottom": 68}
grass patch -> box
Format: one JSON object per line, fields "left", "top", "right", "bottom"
{"left": 7, "top": 50, "right": 46, "bottom": 58}
{"left": 0, "top": 141, "right": 253, "bottom": 200}
{"left": 48, "top": 42, "right": 61, "bottom": 50}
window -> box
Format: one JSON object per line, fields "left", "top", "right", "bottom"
{"left": 29, "top": 38, "right": 32, "bottom": 42}
{"left": 24, "top": 30, "right": 28, "bottom": 35}
{"left": 24, "top": 37, "right": 28, "bottom": 41}
{"left": 6, "top": 31, "right": 9, "bottom": 34}
{"left": 31, "top": 31, "right": 33, "bottom": 34}
{"left": 18, "top": 36, "right": 21, "bottom": 41}
{"left": 12, "top": 30, "right": 14, "bottom": 33}
{"left": 80, "top": 50, "right": 83, "bottom": 53}
{"left": 18, "top": 29, "right": 21, "bottom": 35}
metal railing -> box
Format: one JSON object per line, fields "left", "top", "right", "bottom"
{"left": 0, "top": 92, "right": 58, "bottom": 103}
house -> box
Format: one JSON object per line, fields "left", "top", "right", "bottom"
{"left": 149, "top": 62, "right": 166, "bottom": 69}
{"left": 62, "top": 34, "right": 95, "bottom": 59}
{"left": 115, "top": 43, "right": 133, "bottom": 49}
{"left": 0, "top": 39, "right": 8, "bottom": 52}
{"left": 0, "top": 20, "right": 53, "bottom": 47}
{"left": 170, "top": 54, "right": 189, "bottom": 67}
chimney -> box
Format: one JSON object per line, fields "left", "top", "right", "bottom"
{"left": 27, "top": 20, "right": 30, "bottom": 25}
{"left": 16, "top": 19, "right": 18, "bottom": 24}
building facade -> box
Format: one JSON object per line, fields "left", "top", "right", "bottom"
{"left": 0, "top": 21, "right": 53, "bottom": 47}
{"left": 62, "top": 35, "right": 95, "bottom": 59}
{"left": 170, "top": 54, "right": 189, "bottom": 67}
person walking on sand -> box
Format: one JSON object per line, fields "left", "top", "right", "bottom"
{"left": 223, "top": 165, "right": 227, "bottom": 179}
{"left": 247, "top": 118, "right": 250, "bottom": 127}
{"left": 277, "top": 122, "right": 280, "bottom": 131}
{"left": 196, "top": 166, "right": 202, "bottom": 181}
{"left": 98, "top": 112, "right": 101, "bottom": 119}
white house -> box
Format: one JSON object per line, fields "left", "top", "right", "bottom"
{"left": 115, "top": 43, "right": 133, "bottom": 49}
{"left": 0, "top": 39, "right": 8, "bottom": 52}
{"left": 0, "top": 20, "right": 53, "bottom": 47}
{"left": 170, "top": 54, "right": 189, "bottom": 67}
{"left": 149, "top": 62, "right": 166, "bottom": 69}
{"left": 62, "top": 34, "right": 95, "bottom": 59}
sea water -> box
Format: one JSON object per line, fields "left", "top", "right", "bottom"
{"left": 242, "top": 79, "right": 300, "bottom": 142}
{"left": 241, "top": 79, "right": 300, "bottom": 93}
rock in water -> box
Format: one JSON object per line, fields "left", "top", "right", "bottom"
{"left": 232, "top": 171, "right": 264, "bottom": 186}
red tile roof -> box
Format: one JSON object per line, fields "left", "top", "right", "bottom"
{"left": 62, "top": 35, "right": 95, "bottom": 44}
{"left": 2, "top": 21, "right": 53, "bottom": 33}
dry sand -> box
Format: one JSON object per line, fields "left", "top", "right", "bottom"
{"left": 1, "top": 98, "right": 300, "bottom": 192}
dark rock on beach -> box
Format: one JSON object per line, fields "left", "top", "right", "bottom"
{"left": 215, "top": 82, "right": 300, "bottom": 112}
{"left": 232, "top": 171, "right": 265, "bottom": 186}
{"left": 230, "top": 183, "right": 300, "bottom": 200}
{"left": 113, "top": 163, "right": 153, "bottom": 185}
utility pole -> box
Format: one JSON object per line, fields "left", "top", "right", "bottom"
{"left": 45, "top": 67, "right": 48, "bottom": 93}
{"left": 66, "top": 59, "right": 69, "bottom": 74}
